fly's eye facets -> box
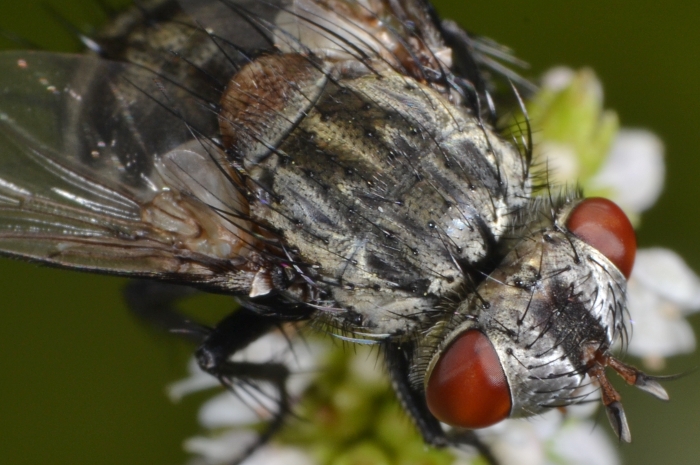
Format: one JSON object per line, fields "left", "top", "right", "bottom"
{"left": 426, "top": 330, "right": 511, "bottom": 428}
{"left": 566, "top": 197, "right": 637, "bottom": 278}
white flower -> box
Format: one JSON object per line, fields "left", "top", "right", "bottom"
{"left": 184, "top": 430, "right": 316, "bottom": 465}
{"left": 626, "top": 248, "right": 700, "bottom": 367}
{"left": 548, "top": 420, "right": 620, "bottom": 465}
{"left": 168, "top": 357, "right": 221, "bottom": 402}
{"left": 478, "top": 412, "right": 619, "bottom": 465}
{"left": 477, "top": 383, "right": 618, "bottom": 465}
{"left": 589, "top": 129, "right": 665, "bottom": 214}
{"left": 542, "top": 67, "right": 603, "bottom": 101}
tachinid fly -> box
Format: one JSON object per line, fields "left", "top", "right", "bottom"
{"left": 0, "top": 0, "right": 673, "bottom": 463}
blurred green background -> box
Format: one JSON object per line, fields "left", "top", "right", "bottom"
{"left": 0, "top": 1, "right": 698, "bottom": 464}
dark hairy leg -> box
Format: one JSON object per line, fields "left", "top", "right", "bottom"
{"left": 123, "top": 279, "right": 307, "bottom": 464}
{"left": 384, "top": 341, "right": 499, "bottom": 465}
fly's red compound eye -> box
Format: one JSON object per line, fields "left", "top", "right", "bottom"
{"left": 426, "top": 330, "right": 511, "bottom": 428}
{"left": 566, "top": 197, "right": 637, "bottom": 278}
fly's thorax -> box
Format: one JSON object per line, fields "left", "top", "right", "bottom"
{"left": 415, "top": 196, "right": 632, "bottom": 426}
{"left": 219, "top": 54, "right": 529, "bottom": 334}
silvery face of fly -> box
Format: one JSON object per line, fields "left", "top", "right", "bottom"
{"left": 0, "top": 0, "right": 671, "bottom": 460}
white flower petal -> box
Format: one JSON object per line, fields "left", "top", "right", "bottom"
{"left": 590, "top": 130, "right": 665, "bottom": 213}
{"left": 239, "top": 445, "right": 317, "bottom": 465}
{"left": 528, "top": 411, "right": 566, "bottom": 440}
{"left": 480, "top": 418, "right": 551, "bottom": 465}
{"left": 286, "top": 370, "right": 318, "bottom": 400}
{"left": 538, "top": 141, "right": 581, "bottom": 185}
{"left": 184, "top": 430, "right": 316, "bottom": 465}
{"left": 541, "top": 67, "right": 576, "bottom": 92}
{"left": 632, "top": 248, "right": 700, "bottom": 311}
{"left": 184, "top": 430, "right": 258, "bottom": 464}
{"left": 167, "top": 357, "right": 220, "bottom": 402}
{"left": 490, "top": 426, "right": 545, "bottom": 465}
{"left": 478, "top": 411, "right": 566, "bottom": 465}
{"left": 283, "top": 339, "right": 327, "bottom": 397}
{"left": 541, "top": 67, "right": 603, "bottom": 104}
{"left": 479, "top": 404, "right": 620, "bottom": 465}
{"left": 450, "top": 448, "right": 480, "bottom": 465}
{"left": 232, "top": 332, "right": 294, "bottom": 364}
{"left": 565, "top": 380, "right": 601, "bottom": 419}
{"left": 549, "top": 420, "right": 620, "bottom": 465}
{"left": 627, "top": 276, "right": 696, "bottom": 357}
{"left": 198, "top": 385, "right": 280, "bottom": 428}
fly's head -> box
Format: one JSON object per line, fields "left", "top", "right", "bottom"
{"left": 413, "top": 196, "right": 669, "bottom": 441}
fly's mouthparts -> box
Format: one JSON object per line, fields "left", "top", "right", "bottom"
{"left": 586, "top": 350, "right": 669, "bottom": 443}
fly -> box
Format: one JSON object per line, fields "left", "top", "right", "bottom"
{"left": 0, "top": 0, "right": 672, "bottom": 463}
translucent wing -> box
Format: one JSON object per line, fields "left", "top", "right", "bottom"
{"left": 175, "top": 0, "right": 525, "bottom": 116}
{"left": 177, "top": 0, "right": 455, "bottom": 94}
{"left": 0, "top": 51, "right": 259, "bottom": 293}
{"left": 0, "top": 0, "right": 505, "bottom": 295}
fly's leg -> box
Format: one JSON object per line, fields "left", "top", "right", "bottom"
{"left": 123, "top": 279, "right": 309, "bottom": 464}
{"left": 195, "top": 307, "right": 296, "bottom": 464}
{"left": 123, "top": 279, "right": 206, "bottom": 343}
{"left": 384, "top": 342, "right": 447, "bottom": 446}
{"left": 384, "top": 342, "right": 499, "bottom": 465}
